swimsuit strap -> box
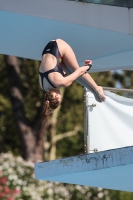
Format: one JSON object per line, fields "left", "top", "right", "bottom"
{"left": 39, "top": 71, "right": 56, "bottom": 89}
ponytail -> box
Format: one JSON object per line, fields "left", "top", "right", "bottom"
{"left": 42, "top": 90, "right": 60, "bottom": 122}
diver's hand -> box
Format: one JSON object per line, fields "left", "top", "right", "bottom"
{"left": 84, "top": 60, "right": 92, "bottom": 71}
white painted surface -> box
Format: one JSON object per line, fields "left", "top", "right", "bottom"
{"left": 35, "top": 146, "right": 133, "bottom": 192}
{"left": 86, "top": 91, "right": 133, "bottom": 152}
{"left": 0, "top": 0, "right": 133, "bottom": 72}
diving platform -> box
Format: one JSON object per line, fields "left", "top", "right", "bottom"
{"left": 0, "top": 0, "right": 133, "bottom": 72}
{"left": 35, "top": 146, "right": 133, "bottom": 192}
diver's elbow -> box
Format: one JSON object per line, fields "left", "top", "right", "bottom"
{"left": 60, "top": 80, "right": 72, "bottom": 87}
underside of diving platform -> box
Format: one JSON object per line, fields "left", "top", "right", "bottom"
{"left": 0, "top": 0, "right": 133, "bottom": 72}
{"left": 35, "top": 146, "right": 133, "bottom": 192}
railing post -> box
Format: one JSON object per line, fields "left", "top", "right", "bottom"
{"left": 84, "top": 87, "right": 89, "bottom": 153}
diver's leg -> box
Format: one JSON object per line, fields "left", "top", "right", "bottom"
{"left": 61, "top": 62, "right": 99, "bottom": 98}
{"left": 56, "top": 39, "right": 83, "bottom": 70}
{"left": 61, "top": 61, "right": 105, "bottom": 102}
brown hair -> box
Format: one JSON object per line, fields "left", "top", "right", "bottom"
{"left": 42, "top": 90, "right": 60, "bottom": 121}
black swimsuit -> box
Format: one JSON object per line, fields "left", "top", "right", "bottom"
{"left": 39, "top": 40, "right": 65, "bottom": 90}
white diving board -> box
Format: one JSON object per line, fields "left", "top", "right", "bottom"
{"left": 35, "top": 146, "right": 133, "bottom": 192}
{"left": 83, "top": 90, "right": 133, "bottom": 154}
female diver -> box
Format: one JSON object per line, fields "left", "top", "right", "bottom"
{"left": 39, "top": 39, "right": 106, "bottom": 118}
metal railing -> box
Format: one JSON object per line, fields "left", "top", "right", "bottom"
{"left": 69, "top": 0, "right": 133, "bottom": 8}
{"left": 103, "top": 87, "right": 133, "bottom": 93}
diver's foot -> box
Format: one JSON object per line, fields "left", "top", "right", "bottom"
{"left": 96, "top": 86, "right": 106, "bottom": 102}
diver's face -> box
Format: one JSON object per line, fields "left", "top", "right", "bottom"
{"left": 51, "top": 89, "right": 62, "bottom": 103}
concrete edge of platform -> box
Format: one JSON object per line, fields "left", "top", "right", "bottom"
{"left": 34, "top": 146, "right": 133, "bottom": 179}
